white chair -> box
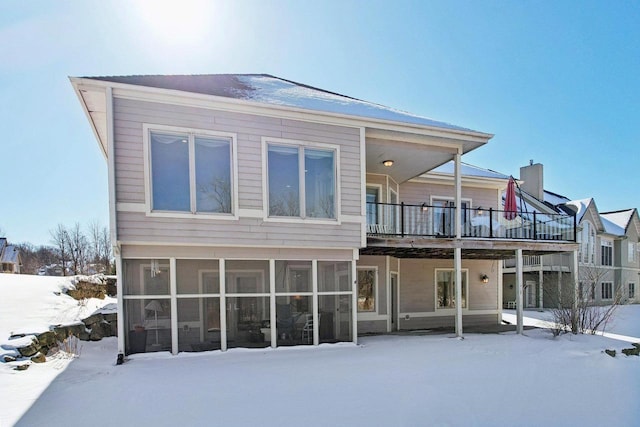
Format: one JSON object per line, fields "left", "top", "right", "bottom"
{"left": 301, "top": 313, "right": 320, "bottom": 344}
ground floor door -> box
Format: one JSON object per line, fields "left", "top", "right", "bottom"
{"left": 525, "top": 280, "right": 536, "bottom": 308}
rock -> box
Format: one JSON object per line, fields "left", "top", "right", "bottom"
{"left": 632, "top": 343, "right": 640, "bottom": 349}
{"left": 103, "top": 313, "right": 118, "bottom": 322}
{"left": 3, "top": 355, "right": 17, "bottom": 362}
{"left": 109, "top": 320, "right": 118, "bottom": 337}
{"left": 604, "top": 349, "right": 616, "bottom": 357}
{"left": 17, "top": 343, "right": 39, "bottom": 358}
{"left": 31, "top": 352, "right": 46, "bottom": 363}
{"left": 14, "top": 364, "right": 29, "bottom": 371}
{"left": 622, "top": 347, "right": 640, "bottom": 356}
{"left": 37, "top": 331, "right": 57, "bottom": 347}
{"left": 82, "top": 313, "right": 104, "bottom": 327}
{"left": 53, "top": 326, "right": 69, "bottom": 341}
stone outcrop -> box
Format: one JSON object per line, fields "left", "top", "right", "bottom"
{"left": 7, "top": 311, "right": 118, "bottom": 368}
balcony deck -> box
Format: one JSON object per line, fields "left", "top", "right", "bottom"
{"left": 363, "top": 202, "right": 578, "bottom": 260}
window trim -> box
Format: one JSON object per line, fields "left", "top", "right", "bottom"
{"left": 435, "top": 268, "right": 469, "bottom": 311}
{"left": 143, "top": 124, "right": 239, "bottom": 220}
{"left": 600, "top": 239, "right": 613, "bottom": 266}
{"left": 262, "top": 137, "right": 341, "bottom": 224}
{"left": 601, "top": 281, "right": 613, "bottom": 300}
{"left": 356, "top": 266, "right": 378, "bottom": 313}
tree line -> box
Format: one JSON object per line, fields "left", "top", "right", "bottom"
{"left": 6, "top": 222, "right": 113, "bottom": 276}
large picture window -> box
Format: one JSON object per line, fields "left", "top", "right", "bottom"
{"left": 267, "top": 142, "right": 336, "bottom": 219}
{"left": 436, "top": 269, "right": 467, "bottom": 309}
{"left": 149, "top": 128, "right": 234, "bottom": 215}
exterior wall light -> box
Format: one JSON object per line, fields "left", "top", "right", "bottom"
{"left": 382, "top": 160, "right": 394, "bottom": 167}
{"left": 480, "top": 274, "right": 489, "bottom": 284}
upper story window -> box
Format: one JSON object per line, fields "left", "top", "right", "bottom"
{"left": 146, "top": 125, "right": 236, "bottom": 216}
{"left": 601, "top": 239, "right": 613, "bottom": 266}
{"left": 578, "top": 221, "right": 596, "bottom": 264}
{"left": 629, "top": 242, "right": 636, "bottom": 263}
{"left": 266, "top": 140, "right": 337, "bottom": 220}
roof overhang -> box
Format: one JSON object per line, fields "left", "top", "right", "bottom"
{"left": 70, "top": 77, "right": 493, "bottom": 168}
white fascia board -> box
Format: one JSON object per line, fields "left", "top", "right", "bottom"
{"left": 70, "top": 77, "right": 494, "bottom": 143}
{"left": 69, "top": 78, "right": 108, "bottom": 160}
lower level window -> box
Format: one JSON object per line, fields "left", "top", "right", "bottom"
{"left": 357, "top": 269, "right": 376, "bottom": 312}
{"left": 601, "top": 282, "right": 613, "bottom": 300}
{"left": 629, "top": 283, "right": 635, "bottom": 299}
{"left": 436, "top": 270, "right": 467, "bottom": 309}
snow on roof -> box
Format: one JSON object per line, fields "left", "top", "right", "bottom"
{"left": 84, "top": 74, "right": 484, "bottom": 133}
{"left": 563, "top": 198, "right": 593, "bottom": 223}
{"left": 543, "top": 190, "right": 570, "bottom": 206}
{"left": 600, "top": 209, "right": 635, "bottom": 232}
{"left": 0, "top": 245, "right": 20, "bottom": 264}
{"left": 599, "top": 215, "right": 625, "bottom": 236}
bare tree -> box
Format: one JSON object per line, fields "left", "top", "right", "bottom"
{"left": 50, "top": 224, "right": 71, "bottom": 276}
{"left": 547, "top": 265, "right": 626, "bottom": 335}
{"left": 88, "top": 220, "right": 112, "bottom": 273}
{"left": 67, "top": 222, "right": 89, "bottom": 275}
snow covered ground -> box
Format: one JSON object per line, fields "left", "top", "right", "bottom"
{"left": 1, "top": 274, "right": 639, "bottom": 427}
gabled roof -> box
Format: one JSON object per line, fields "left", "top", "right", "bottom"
{"left": 601, "top": 209, "right": 639, "bottom": 236}
{"left": 562, "top": 198, "right": 594, "bottom": 223}
{"left": 83, "top": 74, "right": 482, "bottom": 134}
{"left": 599, "top": 216, "right": 625, "bottom": 236}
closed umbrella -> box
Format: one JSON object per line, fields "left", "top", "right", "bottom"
{"left": 504, "top": 176, "right": 517, "bottom": 220}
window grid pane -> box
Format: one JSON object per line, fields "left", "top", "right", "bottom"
{"left": 268, "top": 145, "right": 300, "bottom": 216}
{"left": 151, "top": 132, "right": 190, "bottom": 211}
{"left": 195, "top": 137, "right": 232, "bottom": 213}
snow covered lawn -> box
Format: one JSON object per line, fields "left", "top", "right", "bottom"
{"left": 2, "top": 274, "right": 639, "bottom": 426}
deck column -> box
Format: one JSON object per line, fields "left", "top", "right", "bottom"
{"left": 454, "top": 247, "right": 463, "bottom": 337}
{"left": 570, "top": 250, "right": 579, "bottom": 333}
{"left": 538, "top": 265, "right": 544, "bottom": 310}
{"left": 454, "top": 151, "right": 462, "bottom": 239}
{"left": 516, "top": 249, "right": 524, "bottom": 334}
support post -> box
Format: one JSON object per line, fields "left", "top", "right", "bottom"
{"left": 516, "top": 249, "right": 524, "bottom": 334}
{"left": 219, "top": 259, "right": 227, "bottom": 351}
{"left": 454, "top": 247, "right": 463, "bottom": 337}
{"left": 538, "top": 267, "right": 544, "bottom": 310}
{"left": 454, "top": 152, "right": 462, "bottom": 239}
{"left": 571, "top": 250, "right": 579, "bottom": 333}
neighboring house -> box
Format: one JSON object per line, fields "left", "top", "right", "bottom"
{"left": 0, "top": 238, "right": 22, "bottom": 274}
{"left": 71, "top": 74, "right": 577, "bottom": 358}
{"left": 502, "top": 163, "right": 640, "bottom": 307}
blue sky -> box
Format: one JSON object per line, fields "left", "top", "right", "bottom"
{"left": 1, "top": 0, "right": 639, "bottom": 246}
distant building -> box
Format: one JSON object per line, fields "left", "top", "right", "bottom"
{"left": 0, "top": 238, "right": 22, "bottom": 274}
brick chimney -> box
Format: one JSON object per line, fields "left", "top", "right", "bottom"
{"left": 519, "top": 161, "right": 544, "bottom": 200}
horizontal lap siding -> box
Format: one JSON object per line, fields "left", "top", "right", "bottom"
{"left": 399, "top": 314, "right": 499, "bottom": 330}
{"left": 117, "top": 213, "right": 361, "bottom": 248}
{"left": 400, "top": 181, "right": 498, "bottom": 209}
{"left": 399, "top": 259, "right": 498, "bottom": 312}
{"left": 113, "top": 98, "right": 362, "bottom": 249}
